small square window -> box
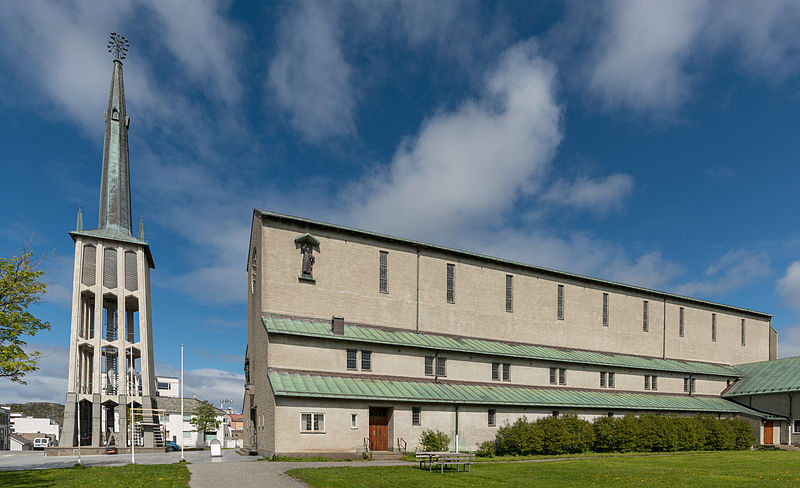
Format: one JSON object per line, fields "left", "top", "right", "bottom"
{"left": 502, "top": 363, "right": 511, "bottom": 382}
{"left": 346, "top": 349, "right": 357, "bottom": 370}
{"left": 361, "top": 350, "right": 372, "bottom": 371}
{"left": 552, "top": 410, "right": 559, "bottom": 418}
{"left": 424, "top": 356, "right": 434, "bottom": 376}
{"left": 488, "top": 409, "right": 496, "bottom": 427}
{"left": 412, "top": 407, "right": 421, "bottom": 426}
{"left": 492, "top": 362, "right": 500, "bottom": 381}
{"left": 793, "top": 419, "right": 800, "bottom": 434}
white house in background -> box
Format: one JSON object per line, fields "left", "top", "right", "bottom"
{"left": 156, "top": 376, "right": 180, "bottom": 398}
{"left": 10, "top": 434, "right": 33, "bottom": 451}
{"left": 157, "top": 397, "right": 226, "bottom": 448}
{"left": 10, "top": 413, "right": 60, "bottom": 444}
{"left": 0, "top": 407, "right": 9, "bottom": 450}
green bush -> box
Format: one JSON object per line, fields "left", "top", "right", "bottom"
{"left": 591, "top": 416, "right": 616, "bottom": 452}
{"left": 475, "top": 440, "right": 496, "bottom": 457}
{"left": 614, "top": 415, "right": 641, "bottom": 453}
{"left": 537, "top": 416, "right": 570, "bottom": 454}
{"left": 419, "top": 429, "right": 450, "bottom": 452}
{"left": 732, "top": 418, "right": 757, "bottom": 449}
{"left": 561, "top": 414, "right": 595, "bottom": 453}
{"left": 495, "top": 417, "right": 543, "bottom": 455}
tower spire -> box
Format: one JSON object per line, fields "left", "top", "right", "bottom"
{"left": 98, "top": 33, "right": 133, "bottom": 236}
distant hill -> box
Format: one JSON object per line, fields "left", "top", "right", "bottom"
{"left": 4, "top": 402, "right": 65, "bottom": 425}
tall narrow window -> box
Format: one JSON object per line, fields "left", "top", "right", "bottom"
{"left": 679, "top": 307, "right": 685, "bottom": 337}
{"left": 125, "top": 251, "right": 138, "bottom": 291}
{"left": 502, "top": 363, "right": 511, "bottom": 382}
{"left": 602, "top": 293, "right": 608, "bottom": 327}
{"left": 608, "top": 372, "right": 615, "bottom": 388}
{"left": 549, "top": 367, "right": 557, "bottom": 385}
{"left": 683, "top": 377, "right": 689, "bottom": 393}
{"left": 103, "top": 247, "right": 117, "bottom": 289}
{"left": 492, "top": 362, "right": 500, "bottom": 381}
{"left": 379, "top": 251, "right": 388, "bottom": 293}
{"left": 424, "top": 356, "right": 434, "bottom": 376}
{"left": 446, "top": 263, "right": 455, "bottom": 304}
{"left": 251, "top": 248, "right": 257, "bottom": 295}
{"left": 644, "top": 375, "right": 651, "bottom": 390}
{"left": 488, "top": 409, "right": 496, "bottom": 427}
{"left": 436, "top": 357, "right": 447, "bottom": 377}
{"left": 81, "top": 245, "right": 96, "bottom": 286}
{"left": 346, "top": 349, "right": 357, "bottom": 370}
{"left": 711, "top": 314, "right": 717, "bottom": 342}
{"left": 600, "top": 372, "right": 607, "bottom": 388}
{"left": 691, "top": 377, "right": 696, "bottom": 393}
{"left": 651, "top": 375, "right": 658, "bottom": 391}
{"left": 505, "top": 275, "right": 513, "bottom": 312}
{"left": 642, "top": 300, "right": 649, "bottom": 332}
{"left": 412, "top": 407, "right": 421, "bottom": 426}
{"left": 741, "top": 319, "right": 746, "bottom": 346}
{"left": 558, "top": 368, "right": 566, "bottom": 385}
{"left": 557, "top": 285, "right": 565, "bottom": 320}
{"left": 361, "top": 350, "right": 372, "bottom": 371}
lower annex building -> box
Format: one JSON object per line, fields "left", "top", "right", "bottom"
{"left": 243, "top": 210, "right": 800, "bottom": 456}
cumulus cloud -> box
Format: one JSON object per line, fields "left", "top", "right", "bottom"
{"left": 0, "top": 344, "right": 69, "bottom": 403}
{"left": 347, "top": 41, "right": 562, "bottom": 239}
{"left": 268, "top": 0, "right": 356, "bottom": 142}
{"left": 674, "top": 250, "right": 771, "bottom": 297}
{"left": 777, "top": 324, "right": 800, "bottom": 359}
{"left": 542, "top": 173, "right": 634, "bottom": 212}
{"left": 777, "top": 261, "right": 800, "bottom": 313}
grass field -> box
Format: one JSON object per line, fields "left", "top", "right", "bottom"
{"left": 0, "top": 462, "right": 190, "bottom": 488}
{"left": 288, "top": 451, "right": 800, "bottom": 487}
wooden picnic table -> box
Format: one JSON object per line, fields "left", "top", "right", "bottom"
{"left": 416, "top": 451, "right": 474, "bottom": 473}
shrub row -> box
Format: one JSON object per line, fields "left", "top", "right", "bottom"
{"left": 478, "top": 414, "right": 756, "bottom": 457}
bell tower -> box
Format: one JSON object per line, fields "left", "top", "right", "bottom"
{"left": 61, "top": 33, "right": 159, "bottom": 449}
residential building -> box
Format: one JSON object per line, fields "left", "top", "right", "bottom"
{"left": 10, "top": 414, "right": 60, "bottom": 444}
{"left": 10, "top": 434, "right": 32, "bottom": 451}
{"left": 225, "top": 413, "right": 244, "bottom": 448}
{"left": 159, "top": 397, "right": 225, "bottom": 448}
{"left": 156, "top": 377, "right": 180, "bottom": 398}
{"left": 0, "top": 407, "right": 9, "bottom": 450}
{"left": 243, "top": 211, "right": 794, "bottom": 456}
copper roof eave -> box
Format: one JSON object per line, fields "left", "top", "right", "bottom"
{"left": 256, "top": 210, "right": 771, "bottom": 320}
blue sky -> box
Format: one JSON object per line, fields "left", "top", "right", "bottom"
{"left": 2, "top": 1, "right": 800, "bottom": 412}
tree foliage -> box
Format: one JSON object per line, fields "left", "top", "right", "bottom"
{"left": 0, "top": 246, "right": 50, "bottom": 383}
{"left": 189, "top": 400, "right": 221, "bottom": 442}
{"left": 419, "top": 429, "right": 450, "bottom": 451}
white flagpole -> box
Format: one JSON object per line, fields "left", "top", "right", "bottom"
{"left": 76, "top": 338, "right": 82, "bottom": 465}
{"left": 180, "top": 343, "right": 185, "bottom": 461}
{"left": 129, "top": 345, "right": 135, "bottom": 464}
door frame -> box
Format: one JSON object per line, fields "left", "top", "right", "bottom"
{"left": 764, "top": 420, "right": 774, "bottom": 444}
{"left": 369, "top": 407, "right": 391, "bottom": 451}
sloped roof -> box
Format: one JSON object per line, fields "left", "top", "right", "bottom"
{"left": 263, "top": 315, "right": 739, "bottom": 377}
{"left": 257, "top": 210, "right": 771, "bottom": 319}
{"left": 725, "top": 356, "right": 800, "bottom": 397}
{"left": 155, "top": 397, "right": 224, "bottom": 415}
{"left": 268, "top": 371, "right": 780, "bottom": 419}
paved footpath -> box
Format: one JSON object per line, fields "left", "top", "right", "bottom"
{"left": 188, "top": 459, "right": 411, "bottom": 488}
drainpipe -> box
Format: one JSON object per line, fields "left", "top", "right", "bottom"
{"left": 416, "top": 249, "right": 420, "bottom": 333}
{"left": 454, "top": 405, "right": 459, "bottom": 453}
{"left": 662, "top": 299, "right": 667, "bottom": 359}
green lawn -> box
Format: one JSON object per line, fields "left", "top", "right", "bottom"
{"left": 288, "top": 451, "right": 800, "bottom": 487}
{"left": 0, "top": 462, "right": 190, "bottom": 488}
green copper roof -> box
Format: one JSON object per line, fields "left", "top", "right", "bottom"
{"left": 268, "top": 371, "right": 779, "bottom": 419}
{"left": 263, "top": 315, "right": 739, "bottom": 377}
{"left": 257, "top": 210, "right": 771, "bottom": 320}
{"left": 725, "top": 356, "right": 800, "bottom": 397}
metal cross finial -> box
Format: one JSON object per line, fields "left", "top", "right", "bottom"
{"left": 107, "top": 32, "right": 130, "bottom": 60}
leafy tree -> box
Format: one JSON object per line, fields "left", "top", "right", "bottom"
{"left": 189, "top": 400, "right": 221, "bottom": 446}
{"left": 1, "top": 246, "right": 50, "bottom": 383}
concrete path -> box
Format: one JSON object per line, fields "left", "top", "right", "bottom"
{"left": 187, "top": 459, "right": 411, "bottom": 488}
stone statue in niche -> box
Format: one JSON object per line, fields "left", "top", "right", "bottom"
{"left": 301, "top": 242, "right": 315, "bottom": 276}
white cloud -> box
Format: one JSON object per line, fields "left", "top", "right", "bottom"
{"left": 268, "top": 0, "right": 356, "bottom": 142}
{"left": 0, "top": 344, "right": 69, "bottom": 403}
{"left": 777, "top": 324, "right": 800, "bottom": 358}
{"left": 777, "top": 261, "right": 800, "bottom": 314}
{"left": 155, "top": 362, "right": 244, "bottom": 412}
{"left": 674, "top": 250, "right": 771, "bottom": 297}
{"left": 542, "top": 173, "right": 634, "bottom": 212}
{"left": 347, "top": 40, "right": 562, "bottom": 240}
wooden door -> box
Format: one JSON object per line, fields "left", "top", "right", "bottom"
{"left": 369, "top": 407, "right": 388, "bottom": 451}
{"left": 764, "top": 421, "right": 773, "bottom": 444}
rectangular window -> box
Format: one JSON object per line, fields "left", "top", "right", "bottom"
{"left": 608, "top": 372, "right": 615, "bottom": 389}
{"left": 683, "top": 377, "right": 689, "bottom": 393}
{"left": 557, "top": 285, "right": 565, "bottom": 320}
{"left": 549, "top": 367, "right": 557, "bottom": 385}
{"left": 600, "top": 372, "right": 607, "bottom": 388}
{"left": 679, "top": 307, "right": 685, "bottom": 337}
{"left": 644, "top": 375, "right": 651, "bottom": 390}
{"left": 446, "top": 263, "right": 455, "bottom": 304}
{"left": 313, "top": 413, "right": 324, "bottom": 432}
{"left": 691, "top": 377, "right": 696, "bottom": 393}
{"left": 651, "top": 375, "right": 658, "bottom": 391}
{"left": 379, "top": 251, "right": 388, "bottom": 293}
{"left": 602, "top": 293, "right": 608, "bottom": 327}
{"left": 351, "top": 414, "right": 358, "bottom": 429}
{"left": 558, "top": 368, "right": 566, "bottom": 385}
{"left": 793, "top": 419, "right": 800, "bottom": 434}
{"left": 300, "top": 413, "right": 324, "bottom": 432}
{"left": 492, "top": 362, "right": 500, "bottom": 381}
{"left": 412, "top": 407, "right": 421, "bottom": 426}
{"left": 502, "top": 363, "right": 511, "bottom": 382}
{"left": 361, "top": 350, "right": 372, "bottom": 371}
{"left": 741, "top": 319, "right": 746, "bottom": 346}
{"left": 424, "top": 356, "right": 434, "bottom": 376}
{"left": 183, "top": 431, "right": 191, "bottom": 439}
{"left": 346, "top": 349, "right": 357, "bottom": 370}
{"left": 643, "top": 300, "right": 649, "bottom": 332}
{"left": 436, "top": 357, "right": 447, "bottom": 377}
{"left": 711, "top": 314, "right": 717, "bottom": 342}
{"left": 488, "top": 409, "right": 496, "bottom": 427}
{"left": 505, "top": 275, "right": 513, "bottom": 312}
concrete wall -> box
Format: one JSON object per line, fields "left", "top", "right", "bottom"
{"left": 257, "top": 219, "right": 770, "bottom": 366}
{"left": 733, "top": 393, "right": 800, "bottom": 445}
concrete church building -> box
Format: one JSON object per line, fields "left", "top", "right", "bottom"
{"left": 243, "top": 211, "right": 800, "bottom": 457}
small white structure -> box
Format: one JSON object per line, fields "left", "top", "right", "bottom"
{"left": 156, "top": 376, "right": 180, "bottom": 398}
{"left": 156, "top": 397, "right": 226, "bottom": 448}
{"left": 10, "top": 414, "right": 60, "bottom": 443}
{"left": 10, "top": 434, "right": 32, "bottom": 451}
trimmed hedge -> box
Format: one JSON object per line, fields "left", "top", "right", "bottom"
{"left": 482, "top": 414, "right": 756, "bottom": 456}
{"left": 419, "top": 429, "right": 450, "bottom": 452}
